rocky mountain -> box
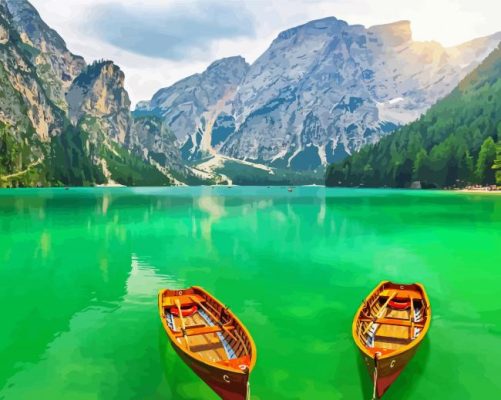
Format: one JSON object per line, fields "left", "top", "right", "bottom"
{"left": 65, "top": 59, "right": 202, "bottom": 184}
{"left": 1, "top": 0, "right": 64, "bottom": 182}
{"left": 138, "top": 17, "right": 500, "bottom": 170}
{"left": 135, "top": 56, "right": 249, "bottom": 161}
{"left": 4, "top": 0, "right": 85, "bottom": 110}
{"left": 67, "top": 60, "right": 131, "bottom": 145}
{"left": 131, "top": 116, "right": 183, "bottom": 172}
{"left": 0, "top": 0, "right": 181, "bottom": 187}
{"left": 2, "top": 1, "right": 500, "bottom": 186}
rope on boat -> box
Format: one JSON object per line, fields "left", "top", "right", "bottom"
{"left": 372, "top": 353, "right": 379, "bottom": 400}
{"left": 246, "top": 382, "right": 251, "bottom": 400}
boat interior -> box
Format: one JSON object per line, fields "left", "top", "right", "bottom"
{"left": 160, "top": 289, "right": 252, "bottom": 369}
{"left": 355, "top": 284, "right": 430, "bottom": 356}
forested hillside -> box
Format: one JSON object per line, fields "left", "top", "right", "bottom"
{"left": 0, "top": 1, "right": 179, "bottom": 187}
{"left": 326, "top": 45, "right": 501, "bottom": 188}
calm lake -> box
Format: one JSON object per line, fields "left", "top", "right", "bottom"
{"left": 0, "top": 187, "right": 499, "bottom": 399}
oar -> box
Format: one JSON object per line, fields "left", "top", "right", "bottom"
{"left": 175, "top": 299, "right": 191, "bottom": 351}
{"left": 190, "top": 296, "right": 249, "bottom": 357}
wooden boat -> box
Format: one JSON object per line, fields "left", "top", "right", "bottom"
{"left": 158, "top": 286, "right": 256, "bottom": 400}
{"left": 352, "top": 281, "right": 431, "bottom": 398}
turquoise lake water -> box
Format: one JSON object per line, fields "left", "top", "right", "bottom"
{"left": 0, "top": 187, "right": 500, "bottom": 399}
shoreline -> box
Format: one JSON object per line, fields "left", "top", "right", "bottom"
{"left": 0, "top": 185, "right": 499, "bottom": 192}
{"left": 454, "top": 189, "right": 501, "bottom": 194}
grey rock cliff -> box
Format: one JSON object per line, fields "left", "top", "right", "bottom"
{"left": 67, "top": 61, "right": 131, "bottom": 144}
{"left": 222, "top": 18, "right": 500, "bottom": 169}
{"left": 130, "top": 116, "right": 186, "bottom": 174}
{"left": 66, "top": 61, "right": 190, "bottom": 180}
{"left": 0, "top": 0, "right": 192, "bottom": 186}
{"left": 136, "top": 56, "right": 249, "bottom": 161}
{"left": 0, "top": 2, "right": 64, "bottom": 142}
{"left": 138, "top": 17, "right": 500, "bottom": 170}
{"left": 5, "top": 0, "right": 85, "bottom": 110}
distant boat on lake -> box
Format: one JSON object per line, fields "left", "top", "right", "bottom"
{"left": 158, "top": 286, "right": 256, "bottom": 400}
{"left": 352, "top": 281, "right": 431, "bottom": 398}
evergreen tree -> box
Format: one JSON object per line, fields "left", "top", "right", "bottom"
{"left": 326, "top": 45, "right": 501, "bottom": 188}
{"left": 413, "top": 149, "right": 427, "bottom": 181}
{"left": 492, "top": 139, "right": 501, "bottom": 186}
{"left": 476, "top": 137, "right": 496, "bottom": 185}
{"left": 457, "top": 150, "right": 474, "bottom": 185}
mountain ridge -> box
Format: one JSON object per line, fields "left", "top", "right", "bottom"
{"left": 0, "top": 0, "right": 181, "bottom": 187}
{"left": 137, "top": 16, "right": 500, "bottom": 171}
{"left": 1, "top": 1, "right": 500, "bottom": 186}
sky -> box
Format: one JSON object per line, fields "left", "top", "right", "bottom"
{"left": 30, "top": 0, "right": 501, "bottom": 106}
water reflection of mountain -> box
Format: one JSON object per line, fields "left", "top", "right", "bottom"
{"left": 0, "top": 253, "right": 183, "bottom": 398}
{"left": 0, "top": 193, "right": 131, "bottom": 392}
{"left": 0, "top": 187, "right": 330, "bottom": 396}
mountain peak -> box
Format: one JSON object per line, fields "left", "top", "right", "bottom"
{"left": 72, "top": 60, "right": 124, "bottom": 88}
{"left": 369, "top": 20, "right": 412, "bottom": 46}
{"left": 206, "top": 55, "right": 248, "bottom": 72}
{"left": 276, "top": 16, "right": 349, "bottom": 41}
{"left": 67, "top": 60, "right": 130, "bottom": 138}
{"left": 4, "top": 0, "right": 85, "bottom": 109}
{"left": 5, "top": 0, "right": 67, "bottom": 50}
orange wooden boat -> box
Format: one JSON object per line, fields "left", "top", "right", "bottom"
{"left": 158, "top": 286, "right": 256, "bottom": 400}
{"left": 352, "top": 281, "right": 431, "bottom": 398}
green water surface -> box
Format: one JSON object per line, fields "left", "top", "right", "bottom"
{"left": 0, "top": 187, "right": 500, "bottom": 399}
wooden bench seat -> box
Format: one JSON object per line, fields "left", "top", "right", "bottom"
{"left": 359, "top": 317, "right": 424, "bottom": 328}
{"left": 376, "top": 322, "right": 410, "bottom": 341}
{"left": 173, "top": 325, "right": 235, "bottom": 338}
{"left": 162, "top": 294, "right": 205, "bottom": 307}
{"left": 375, "top": 335, "right": 411, "bottom": 344}
{"left": 376, "top": 317, "right": 424, "bottom": 328}
{"left": 189, "top": 339, "right": 223, "bottom": 353}
{"left": 184, "top": 323, "right": 206, "bottom": 330}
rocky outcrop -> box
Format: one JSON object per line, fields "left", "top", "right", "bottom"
{"left": 67, "top": 61, "right": 131, "bottom": 144}
{"left": 65, "top": 61, "right": 189, "bottom": 184}
{"left": 130, "top": 116, "right": 187, "bottom": 174}
{"left": 135, "top": 56, "right": 249, "bottom": 161}
{"left": 369, "top": 20, "right": 412, "bottom": 46}
{"left": 0, "top": 3, "right": 64, "bottom": 142}
{"left": 0, "top": 2, "right": 177, "bottom": 187}
{"left": 0, "top": 21, "right": 8, "bottom": 44}
{"left": 0, "top": 2, "right": 69, "bottom": 186}
{"left": 4, "top": 0, "right": 85, "bottom": 110}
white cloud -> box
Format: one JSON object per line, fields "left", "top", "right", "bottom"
{"left": 86, "top": 1, "right": 256, "bottom": 60}
{"left": 30, "top": 0, "right": 501, "bottom": 106}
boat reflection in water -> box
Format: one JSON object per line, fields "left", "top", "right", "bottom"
{"left": 158, "top": 287, "right": 256, "bottom": 400}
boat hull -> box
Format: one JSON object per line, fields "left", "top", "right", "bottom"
{"left": 171, "top": 337, "right": 249, "bottom": 400}
{"left": 359, "top": 343, "right": 419, "bottom": 398}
